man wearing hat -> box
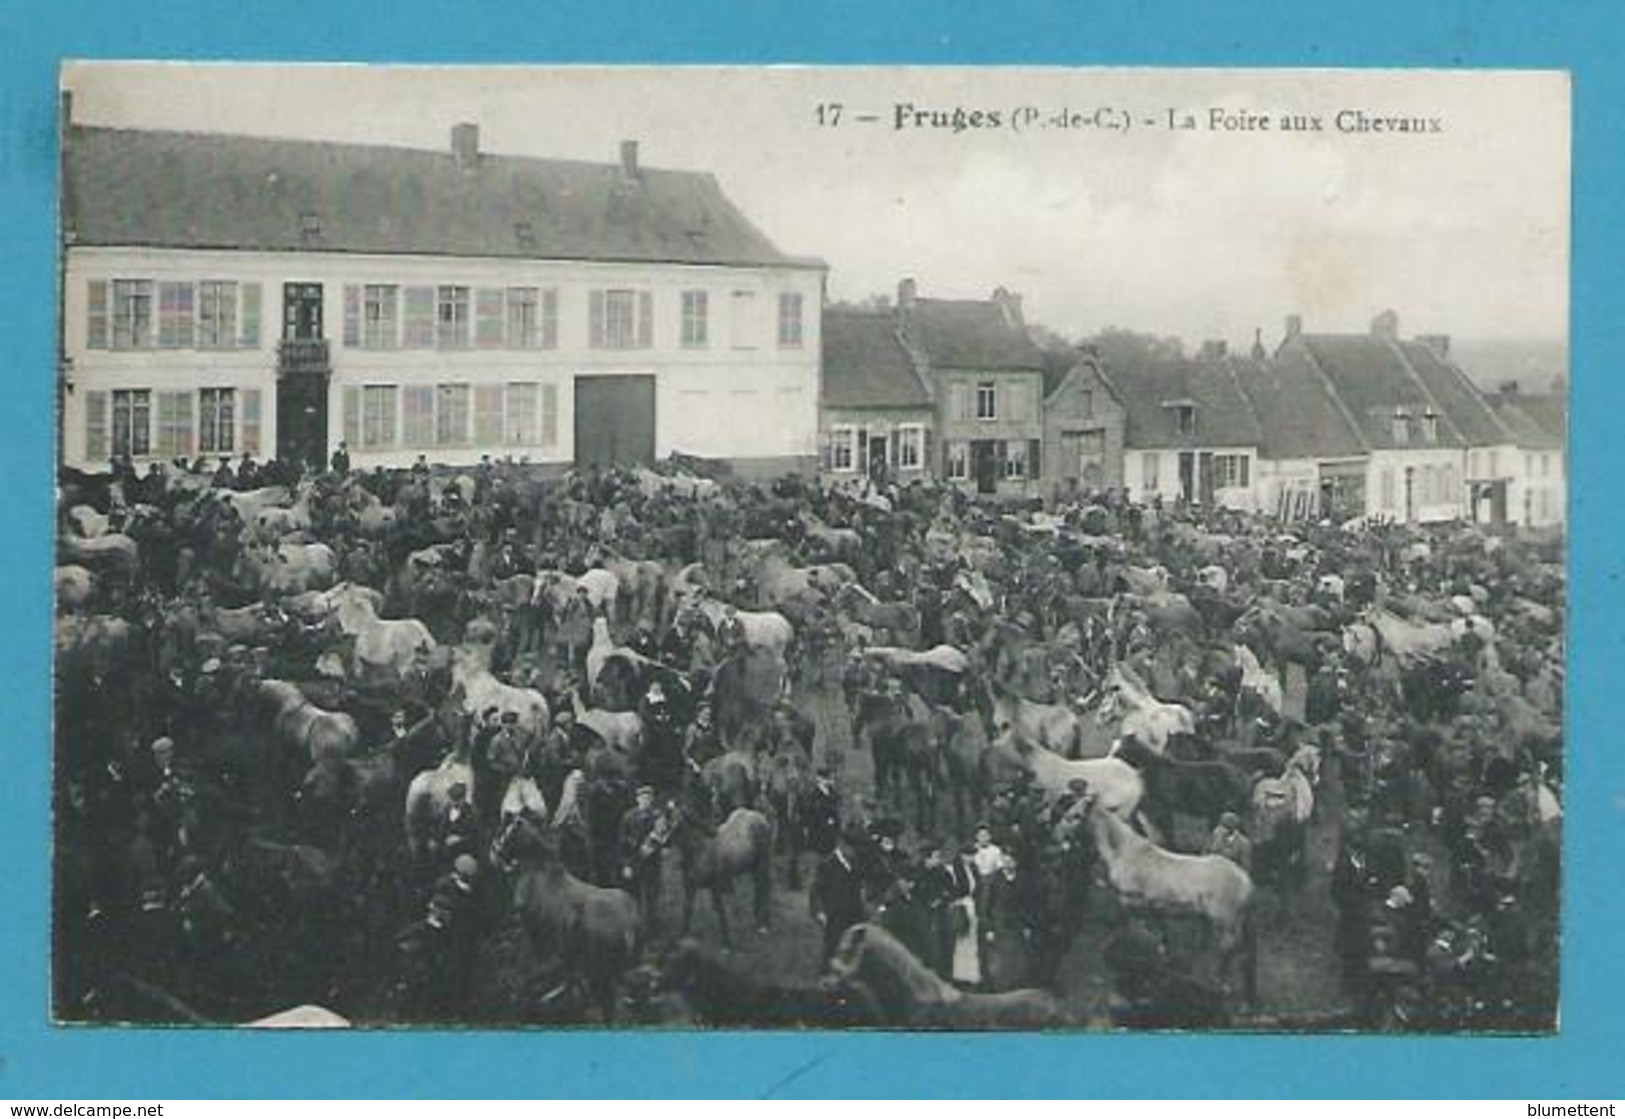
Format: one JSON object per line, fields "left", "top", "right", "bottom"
{"left": 803, "top": 765, "right": 843, "bottom": 860}
{"left": 1205, "top": 811, "right": 1254, "bottom": 874}
{"left": 478, "top": 710, "right": 528, "bottom": 826}
{"left": 431, "top": 782, "right": 482, "bottom": 869}
{"left": 810, "top": 826, "right": 868, "bottom": 965}
{"left": 619, "top": 785, "right": 665, "bottom": 933}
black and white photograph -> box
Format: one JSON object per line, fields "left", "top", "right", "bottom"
{"left": 52, "top": 63, "right": 1568, "bottom": 1032}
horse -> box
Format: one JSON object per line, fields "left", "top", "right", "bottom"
{"left": 987, "top": 728, "right": 1144, "bottom": 823}
{"left": 825, "top": 923, "right": 1070, "bottom": 1028}
{"left": 449, "top": 645, "right": 549, "bottom": 740}
{"left": 699, "top": 750, "right": 759, "bottom": 816}
{"left": 404, "top": 753, "right": 476, "bottom": 857}
{"left": 568, "top": 688, "right": 644, "bottom": 756}
{"left": 1104, "top": 664, "right": 1196, "bottom": 753}
{"left": 1055, "top": 793, "right": 1256, "bottom": 1001}
{"left": 255, "top": 680, "right": 360, "bottom": 765}
{"left": 59, "top": 532, "right": 141, "bottom": 579}
{"left": 655, "top": 938, "right": 882, "bottom": 1027}
{"left": 680, "top": 598, "right": 794, "bottom": 664}
{"left": 1110, "top": 736, "right": 1253, "bottom": 843}
{"left": 235, "top": 541, "right": 337, "bottom": 596}
{"left": 988, "top": 676, "right": 1116, "bottom": 760}
{"left": 55, "top": 564, "right": 95, "bottom": 612}
{"left": 328, "top": 584, "right": 436, "bottom": 681}
{"left": 491, "top": 816, "right": 642, "bottom": 1023}
{"left": 647, "top": 799, "right": 774, "bottom": 948}
{"left": 853, "top": 687, "right": 941, "bottom": 831}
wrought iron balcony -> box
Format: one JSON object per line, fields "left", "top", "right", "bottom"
{"left": 277, "top": 338, "right": 331, "bottom": 378}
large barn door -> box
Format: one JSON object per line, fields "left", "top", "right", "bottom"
{"left": 573, "top": 375, "right": 656, "bottom": 468}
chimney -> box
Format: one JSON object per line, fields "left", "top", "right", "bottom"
{"left": 897, "top": 277, "right": 917, "bottom": 309}
{"left": 1251, "top": 327, "right": 1267, "bottom": 360}
{"left": 1199, "top": 339, "right": 1228, "bottom": 360}
{"left": 451, "top": 122, "right": 479, "bottom": 170}
{"left": 1370, "top": 309, "right": 1400, "bottom": 341}
{"left": 1284, "top": 313, "right": 1303, "bottom": 341}
{"left": 620, "top": 140, "right": 640, "bottom": 181}
{"left": 1497, "top": 379, "right": 1521, "bottom": 398}
{"left": 1417, "top": 333, "right": 1451, "bottom": 358}
{"left": 991, "top": 285, "right": 1024, "bottom": 329}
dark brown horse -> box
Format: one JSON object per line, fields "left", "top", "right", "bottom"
{"left": 491, "top": 816, "right": 642, "bottom": 1022}
{"left": 647, "top": 799, "right": 774, "bottom": 948}
{"left": 657, "top": 938, "right": 882, "bottom": 1027}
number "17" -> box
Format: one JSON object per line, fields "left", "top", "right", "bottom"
{"left": 816, "top": 103, "right": 843, "bottom": 127}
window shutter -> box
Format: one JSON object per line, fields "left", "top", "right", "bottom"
{"left": 542, "top": 289, "right": 559, "bottom": 349}
{"left": 1240, "top": 455, "right": 1251, "bottom": 488}
{"left": 343, "top": 386, "right": 361, "bottom": 449}
{"left": 637, "top": 291, "right": 654, "bottom": 348}
{"left": 856, "top": 427, "right": 869, "bottom": 474}
{"left": 158, "top": 282, "right": 195, "bottom": 349}
{"left": 175, "top": 392, "right": 194, "bottom": 459}
{"left": 239, "top": 283, "right": 261, "bottom": 347}
{"left": 589, "top": 291, "right": 606, "bottom": 348}
{"left": 86, "top": 281, "right": 109, "bottom": 349}
{"left": 403, "top": 386, "right": 435, "bottom": 448}
{"left": 943, "top": 438, "right": 953, "bottom": 476}
{"left": 475, "top": 383, "right": 504, "bottom": 446}
{"left": 1028, "top": 438, "right": 1041, "bottom": 480}
{"left": 541, "top": 383, "right": 559, "bottom": 447}
{"left": 922, "top": 429, "right": 934, "bottom": 477}
{"left": 475, "top": 290, "right": 505, "bottom": 348}
{"left": 403, "top": 287, "right": 435, "bottom": 348}
{"left": 241, "top": 389, "right": 262, "bottom": 455}
{"left": 890, "top": 430, "right": 902, "bottom": 467}
{"left": 343, "top": 285, "right": 361, "bottom": 347}
{"left": 84, "top": 390, "right": 109, "bottom": 462}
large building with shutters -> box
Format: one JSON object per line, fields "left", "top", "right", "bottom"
{"left": 59, "top": 119, "right": 825, "bottom": 474}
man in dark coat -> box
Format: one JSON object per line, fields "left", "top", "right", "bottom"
{"left": 619, "top": 785, "right": 664, "bottom": 934}
{"left": 330, "top": 441, "right": 351, "bottom": 476}
{"left": 810, "top": 829, "right": 868, "bottom": 965}
{"left": 802, "top": 766, "right": 842, "bottom": 858}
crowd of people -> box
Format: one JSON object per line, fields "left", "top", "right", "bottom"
{"left": 54, "top": 445, "right": 1564, "bottom": 1030}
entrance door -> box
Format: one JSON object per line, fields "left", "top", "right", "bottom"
{"left": 283, "top": 283, "right": 324, "bottom": 341}
{"left": 1178, "top": 451, "right": 1196, "bottom": 503}
{"left": 573, "top": 375, "right": 656, "bottom": 468}
{"left": 277, "top": 282, "right": 328, "bottom": 471}
{"left": 971, "top": 440, "right": 998, "bottom": 495}
{"left": 868, "top": 434, "right": 889, "bottom": 482}
{"left": 276, "top": 377, "right": 329, "bottom": 472}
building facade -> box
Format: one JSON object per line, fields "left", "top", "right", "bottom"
{"left": 1040, "top": 348, "right": 1127, "bottom": 500}
{"left": 894, "top": 282, "right": 1048, "bottom": 499}
{"left": 818, "top": 306, "right": 935, "bottom": 484}
{"left": 61, "top": 123, "right": 825, "bottom": 475}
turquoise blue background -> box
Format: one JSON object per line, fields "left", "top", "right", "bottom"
{"left": 1, "top": 0, "right": 1619, "bottom": 1099}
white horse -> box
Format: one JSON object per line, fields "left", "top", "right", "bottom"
{"left": 328, "top": 584, "right": 435, "bottom": 679}
{"left": 1105, "top": 664, "right": 1196, "bottom": 751}
{"left": 1233, "top": 644, "right": 1285, "bottom": 715}
{"left": 450, "top": 646, "right": 550, "bottom": 739}
{"left": 988, "top": 728, "right": 1143, "bottom": 820}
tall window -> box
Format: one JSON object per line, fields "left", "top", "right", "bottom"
{"left": 474, "top": 289, "right": 506, "bottom": 348}
{"left": 437, "top": 286, "right": 471, "bottom": 348}
{"left": 1174, "top": 404, "right": 1197, "bottom": 435}
{"left": 946, "top": 442, "right": 968, "bottom": 480}
{"left": 1142, "top": 451, "right": 1160, "bottom": 492}
{"left": 112, "top": 280, "right": 154, "bottom": 350}
{"left": 505, "top": 382, "right": 540, "bottom": 445}
{"left": 976, "top": 382, "right": 997, "bottom": 421}
{"left": 830, "top": 425, "right": 856, "bottom": 472}
{"left": 1421, "top": 412, "right": 1439, "bottom": 443}
{"left": 436, "top": 383, "right": 471, "bottom": 446}
{"left": 1080, "top": 388, "right": 1094, "bottom": 419}
{"left": 1391, "top": 412, "right": 1411, "bottom": 446}
{"left": 1212, "top": 453, "right": 1251, "bottom": 489}
{"left": 197, "top": 282, "right": 238, "bottom": 349}
{"left": 777, "top": 292, "right": 804, "bottom": 347}
{"left": 364, "top": 285, "right": 399, "bottom": 348}
{"left": 590, "top": 289, "right": 652, "bottom": 349}
{"left": 362, "top": 385, "right": 397, "bottom": 450}
{"left": 199, "top": 388, "right": 236, "bottom": 454}
{"left": 111, "top": 389, "right": 151, "bottom": 457}
{"left": 1003, "top": 440, "right": 1028, "bottom": 479}
{"left": 898, "top": 424, "right": 925, "bottom": 470}
{"left": 682, "top": 291, "right": 709, "bottom": 347}
{"left": 506, "top": 288, "right": 546, "bottom": 348}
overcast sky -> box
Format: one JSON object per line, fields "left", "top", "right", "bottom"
{"left": 63, "top": 63, "right": 1569, "bottom": 348}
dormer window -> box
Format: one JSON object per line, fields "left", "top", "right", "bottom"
{"left": 1421, "top": 411, "right": 1439, "bottom": 443}
{"left": 299, "top": 212, "right": 322, "bottom": 243}
{"left": 1391, "top": 410, "right": 1411, "bottom": 446}
{"left": 514, "top": 221, "right": 536, "bottom": 251}
{"left": 1164, "top": 400, "right": 1197, "bottom": 436}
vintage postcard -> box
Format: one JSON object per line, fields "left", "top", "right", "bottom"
{"left": 53, "top": 63, "right": 1567, "bottom": 1032}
